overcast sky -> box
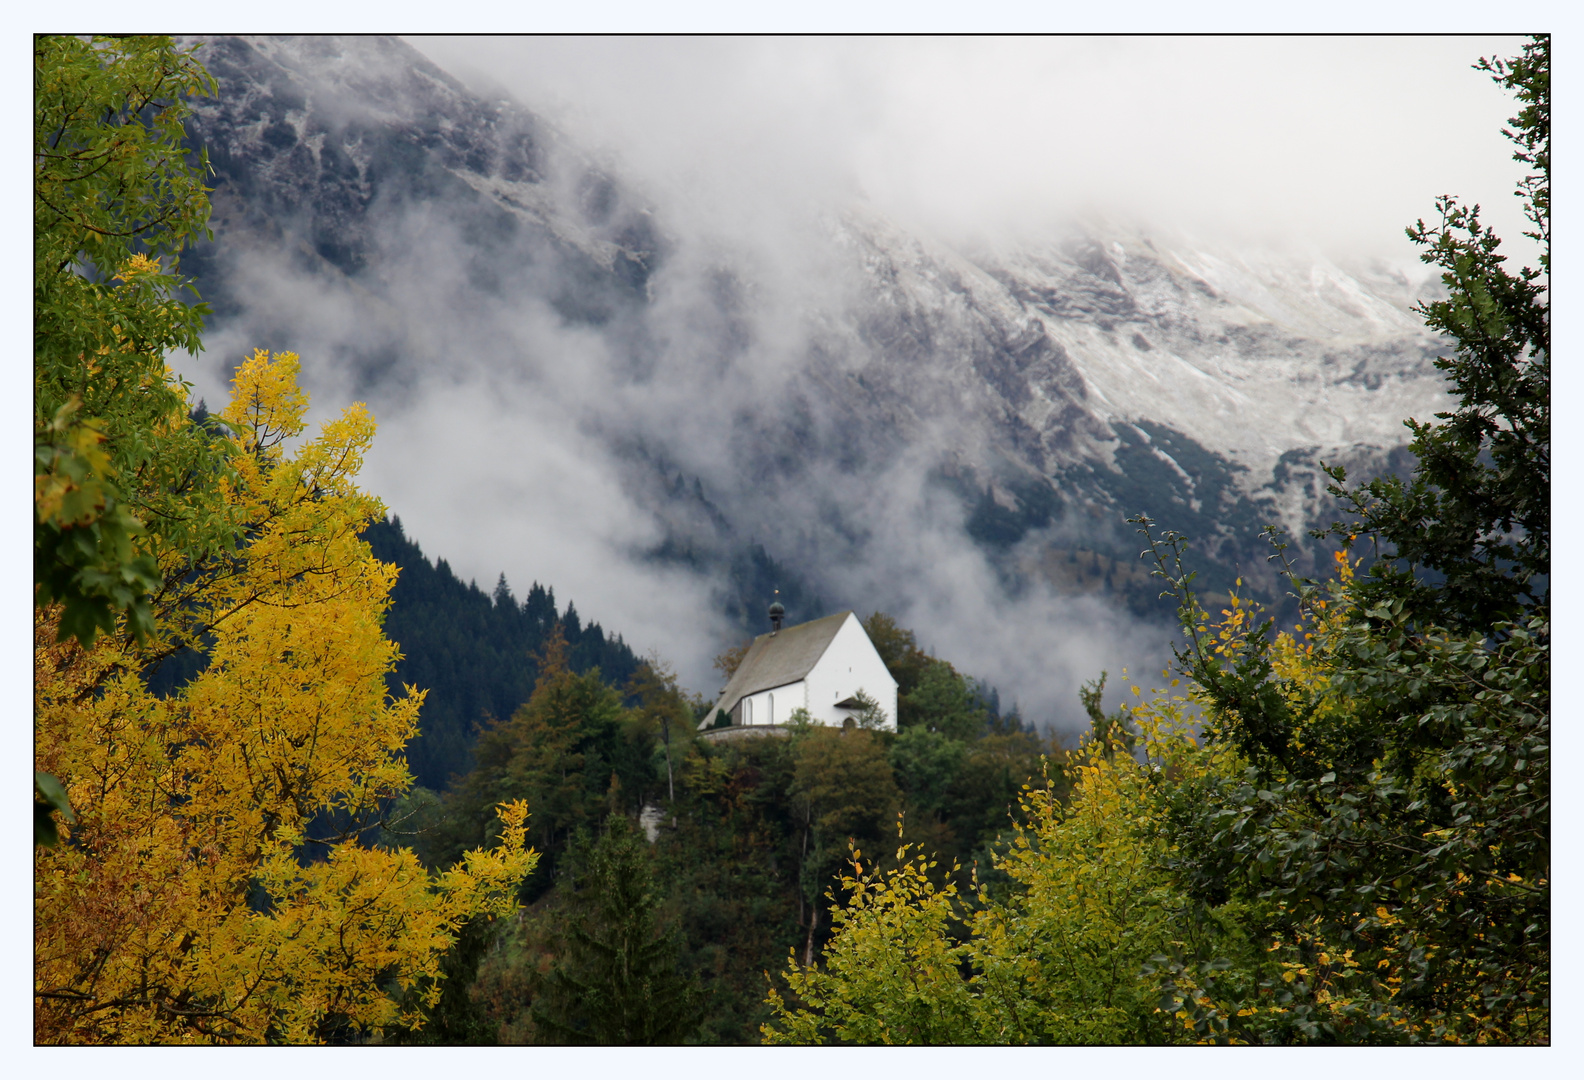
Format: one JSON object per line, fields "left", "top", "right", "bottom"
{"left": 408, "top": 35, "right": 1535, "bottom": 263}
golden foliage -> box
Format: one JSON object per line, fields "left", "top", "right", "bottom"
{"left": 764, "top": 697, "right": 1228, "bottom": 1045}
{"left": 35, "top": 352, "right": 536, "bottom": 1044}
{"left": 764, "top": 839, "right": 975, "bottom": 1045}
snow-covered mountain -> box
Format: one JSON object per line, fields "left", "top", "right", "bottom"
{"left": 174, "top": 35, "right": 1451, "bottom": 729}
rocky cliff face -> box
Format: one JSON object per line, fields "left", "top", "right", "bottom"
{"left": 786, "top": 207, "right": 1450, "bottom": 577}
{"left": 181, "top": 35, "right": 661, "bottom": 380}
{"left": 174, "top": 35, "right": 1452, "bottom": 723}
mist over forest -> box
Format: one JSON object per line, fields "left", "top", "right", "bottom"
{"left": 162, "top": 35, "right": 1529, "bottom": 735}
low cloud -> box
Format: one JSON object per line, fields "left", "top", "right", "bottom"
{"left": 177, "top": 35, "right": 1534, "bottom": 733}
{"left": 408, "top": 35, "right": 1534, "bottom": 261}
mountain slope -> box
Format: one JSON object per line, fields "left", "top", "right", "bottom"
{"left": 174, "top": 34, "right": 1451, "bottom": 728}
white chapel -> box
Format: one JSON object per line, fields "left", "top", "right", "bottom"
{"left": 700, "top": 605, "right": 898, "bottom": 737}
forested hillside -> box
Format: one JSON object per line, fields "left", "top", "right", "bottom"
{"left": 380, "top": 611, "right": 1066, "bottom": 1045}
{"left": 363, "top": 515, "right": 640, "bottom": 790}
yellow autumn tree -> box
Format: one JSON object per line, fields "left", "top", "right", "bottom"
{"left": 34, "top": 350, "right": 537, "bottom": 1044}
{"left": 763, "top": 693, "right": 1225, "bottom": 1045}
{"left": 764, "top": 839, "right": 979, "bottom": 1045}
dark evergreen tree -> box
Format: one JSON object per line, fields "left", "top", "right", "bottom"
{"left": 431, "top": 626, "right": 653, "bottom": 898}
{"left": 531, "top": 817, "right": 705, "bottom": 1045}
{"left": 649, "top": 735, "right": 806, "bottom": 1045}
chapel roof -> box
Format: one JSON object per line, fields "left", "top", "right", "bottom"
{"left": 711, "top": 610, "right": 853, "bottom": 721}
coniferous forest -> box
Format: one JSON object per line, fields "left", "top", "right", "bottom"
{"left": 34, "top": 34, "right": 1547, "bottom": 1046}
{"left": 362, "top": 515, "right": 642, "bottom": 791}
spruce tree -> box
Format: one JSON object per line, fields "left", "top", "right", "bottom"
{"left": 531, "top": 817, "right": 704, "bottom": 1044}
